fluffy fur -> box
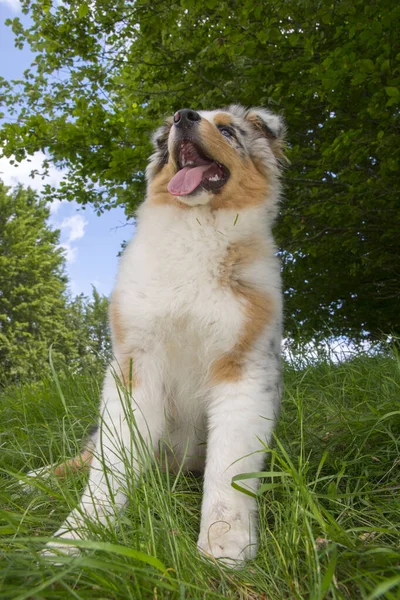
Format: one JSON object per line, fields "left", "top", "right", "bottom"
{"left": 42, "top": 104, "right": 285, "bottom": 565}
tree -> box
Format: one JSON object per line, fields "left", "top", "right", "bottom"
{"left": 66, "top": 287, "right": 112, "bottom": 371}
{"left": 0, "top": 181, "right": 72, "bottom": 385}
{"left": 84, "top": 286, "right": 111, "bottom": 360}
{"left": 1, "top": 0, "right": 399, "bottom": 342}
{"left": 0, "top": 181, "right": 112, "bottom": 385}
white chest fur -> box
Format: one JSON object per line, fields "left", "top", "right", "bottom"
{"left": 113, "top": 202, "right": 280, "bottom": 364}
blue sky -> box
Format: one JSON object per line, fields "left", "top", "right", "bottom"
{"left": 0, "top": 0, "right": 133, "bottom": 298}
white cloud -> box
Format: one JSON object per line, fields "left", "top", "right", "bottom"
{"left": 54, "top": 214, "right": 88, "bottom": 264}
{"left": 0, "top": 151, "right": 76, "bottom": 220}
{"left": 0, "top": 151, "right": 87, "bottom": 263}
{"left": 59, "top": 243, "right": 78, "bottom": 264}
{"left": 0, "top": 150, "right": 65, "bottom": 193}
{"left": 49, "top": 198, "right": 68, "bottom": 216}
{"left": 0, "top": 0, "right": 21, "bottom": 13}
{"left": 60, "top": 214, "right": 88, "bottom": 242}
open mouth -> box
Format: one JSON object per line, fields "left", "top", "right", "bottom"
{"left": 167, "top": 140, "right": 229, "bottom": 197}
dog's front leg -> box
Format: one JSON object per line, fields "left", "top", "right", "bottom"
{"left": 198, "top": 370, "right": 280, "bottom": 565}
{"left": 45, "top": 358, "right": 165, "bottom": 557}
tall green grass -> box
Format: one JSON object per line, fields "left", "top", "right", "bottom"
{"left": 1, "top": 353, "right": 399, "bottom": 599}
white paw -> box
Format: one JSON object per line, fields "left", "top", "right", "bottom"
{"left": 197, "top": 520, "right": 257, "bottom": 567}
{"left": 40, "top": 527, "right": 83, "bottom": 564}
{"left": 40, "top": 540, "right": 81, "bottom": 565}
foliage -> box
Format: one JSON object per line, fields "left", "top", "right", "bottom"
{"left": 0, "top": 0, "right": 399, "bottom": 343}
{"left": 0, "top": 181, "right": 111, "bottom": 385}
{"left": 0, "top": 181, "right": 72, "bottom": 385}
{"left": 1, "top": 352, "right": 399, "bottom": 598}
{"left": 66, "top": 286, "right": 112, "bottom": 371}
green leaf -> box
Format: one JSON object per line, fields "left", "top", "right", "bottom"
{"left": 320, "top": 548, "right": 338, "bottom": 596}
{"left": 231, "top": 471, "right": 291, "bottom": 496}
{"left": 367, "top": 577, "right": 400, "bottom": 600}
{"left": 39, "top": 539, "right": 167, "bottom": 572}
{"left": 78, "top": 3, "right": 89, "bottom": 18}
{"left": 385, "top": 87, "right": 399, "bottom": 98}
{"left": 358, "top": 58, "right": 374, "bottom": 72}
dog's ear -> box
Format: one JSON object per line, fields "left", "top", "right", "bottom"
{"left": 147, "top": 117, "right": 173, "bottom": 180}
{"left": 246, "top": 108, "right": 285, "bottom": 141}
{"left": 151, "top": 117, "right": 173, "bottom": 152}
{"left": 246, "top": 108, "right": 288, "bottom": 164}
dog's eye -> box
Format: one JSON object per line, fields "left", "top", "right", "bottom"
{"left": 218, "top": 126, "right": 234, "bottom": 139}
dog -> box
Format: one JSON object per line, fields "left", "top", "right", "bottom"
{"left": 38, "top": 104, "right": 285, "bottom": 565}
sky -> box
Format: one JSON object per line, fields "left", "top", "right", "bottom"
{"left": 0, "top": 0, "right": 134, "bottom": 298}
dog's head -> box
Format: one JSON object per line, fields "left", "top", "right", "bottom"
{"left": 146, "top": 104, "right": 286, "bottom": 210}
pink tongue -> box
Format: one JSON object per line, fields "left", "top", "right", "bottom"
{"left": 168, "top": 165, "right": 211, "bottom": 196}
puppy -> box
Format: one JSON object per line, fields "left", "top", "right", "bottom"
{"left": 44, "top": 105, "right": 285, "bottom": 565}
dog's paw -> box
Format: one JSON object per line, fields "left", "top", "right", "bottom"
{"left": 197, "top": 520, "right": 257, "bottom": 568}
{"left": 39, "top": 530, "right": 83, "bottom": 565}
{"left": 39, "top": 540, "right": 81, "bottom": 565}
{"left": 39, "top": 519, "right": 86, "bottom": 563}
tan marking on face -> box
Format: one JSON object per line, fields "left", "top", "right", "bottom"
{"left": 197, "top": 119, "right": 269, "bottom": 210}
{"left": 211, "top": 159, "right": 268, "bottom": 210}
{"left": 109, "top": 294, "right": 125, "bottom": 346}
{"left": 211, "top": 243, "right": 274, "bottom": 383}
{"left": 197, "top": 118, "right": 240, "bottom": 168}
{"left": 53, "top": 448, "right": 93, "bottom": 478}
{"left": 213, "top": 112, "right": 233, "bottom": 126}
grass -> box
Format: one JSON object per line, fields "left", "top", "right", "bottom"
{"left": 0, "top": 352, "right": 399, "bottom": 599}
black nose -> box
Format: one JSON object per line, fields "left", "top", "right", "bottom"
{"left": 173, "top": 108, "right": 201, "bottom": 128}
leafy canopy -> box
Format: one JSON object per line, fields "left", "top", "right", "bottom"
{"left": 1, "top": 0, "right": 399, "bottom": 342}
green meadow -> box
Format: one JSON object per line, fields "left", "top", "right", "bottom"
{"left": 1, "top": 352, "right": 399, "bottom": 599}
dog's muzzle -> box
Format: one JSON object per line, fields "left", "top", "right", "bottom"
{"left": 168, "top": 109, "right": 229, "bottom": 197}
{"left": 173, "top": 109, "right": 201, "bottom": 129}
